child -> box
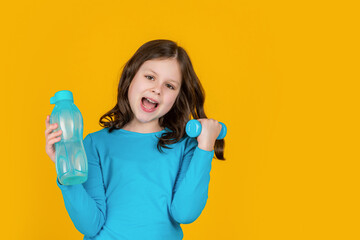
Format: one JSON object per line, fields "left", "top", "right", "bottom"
{"left": 45, "top": 39, "right": 226, "bottom": 240}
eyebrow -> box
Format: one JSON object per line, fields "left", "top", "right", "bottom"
{"left": 146, "top": 69, "right": 180, "bottom": 85}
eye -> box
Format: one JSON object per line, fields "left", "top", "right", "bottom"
{"left": 166, "top": 84, "right": 175, "bottom": 90}
{"left": 145, "top": 75, "right": 154, "bottom": 80}
{"left": 146, "top": 75, "right": 175, "bottom": 90}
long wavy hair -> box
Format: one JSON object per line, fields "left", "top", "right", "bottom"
{"left": 99, "top": 39, "right": 225, "bottom": 160}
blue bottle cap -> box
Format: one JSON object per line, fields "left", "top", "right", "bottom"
{"left": 50, "top": 90, "right": 74, "bottom": 104}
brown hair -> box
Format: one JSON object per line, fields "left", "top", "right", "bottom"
{"left": 99, "top": 39, "right": 225, "bottom": 160}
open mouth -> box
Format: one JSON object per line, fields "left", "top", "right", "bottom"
{"left": 141, "top": 97, "right": 159, "bottom": 111}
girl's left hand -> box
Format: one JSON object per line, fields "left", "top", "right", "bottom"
{"left": 196, "top": 118, "right": 222, "bottom": 151}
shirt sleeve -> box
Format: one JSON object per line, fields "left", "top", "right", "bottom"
{"left": 169, "top": 136, "right": 215, "bottom": 224}
{"left": 56, "top": 133, "right": 107, "bottom": 238}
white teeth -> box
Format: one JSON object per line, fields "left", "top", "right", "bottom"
{"left": 145, "top": 97, "right": 157, "bottom": 104}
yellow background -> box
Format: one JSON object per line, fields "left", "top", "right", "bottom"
{"left": 1, "top": 0, "right": 359, "bottom": 239}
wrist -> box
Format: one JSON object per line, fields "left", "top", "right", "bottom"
{"left": 198, "top": 143, "right": 214, "bottom": 151}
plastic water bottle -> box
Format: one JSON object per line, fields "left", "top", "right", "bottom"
{"left": 50, "top": 90, "right": 88, "bottom": 185}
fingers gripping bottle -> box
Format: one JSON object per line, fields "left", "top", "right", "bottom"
{"left": 50, "top": 90, "right": 88, "bottom": 185}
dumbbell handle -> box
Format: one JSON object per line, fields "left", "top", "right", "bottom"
{"left": 186, "top": 119, "right": 227, "bottom": 139}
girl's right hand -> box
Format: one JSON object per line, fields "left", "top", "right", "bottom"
{"left": 45, "top": 115, "right": 62, "bottom": 164}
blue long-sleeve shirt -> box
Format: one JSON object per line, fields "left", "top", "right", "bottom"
{"left": 56, "top": 127, "right": 214, "bottom": 240}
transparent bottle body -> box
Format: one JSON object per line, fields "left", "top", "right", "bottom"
{"left": 50, "top": 100, "right": 88, "bottom": 185}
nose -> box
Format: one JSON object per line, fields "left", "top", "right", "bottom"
{"left": 152, "top": 85, "right": 161, "bottom": 95}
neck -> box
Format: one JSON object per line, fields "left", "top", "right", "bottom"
{"left": 122, "top": 121, "right": 164, "bottom": 133}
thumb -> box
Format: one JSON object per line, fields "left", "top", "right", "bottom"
{"left": 196, "top": 118, "right": 205, "bottom": 123}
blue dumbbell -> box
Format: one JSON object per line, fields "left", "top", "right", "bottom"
{"left": 186, "top": 119, "right": 227, "bottom": 139}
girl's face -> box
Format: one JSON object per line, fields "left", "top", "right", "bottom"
{"left": 126, "top": 58, "right": 182, "bottom": 132}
